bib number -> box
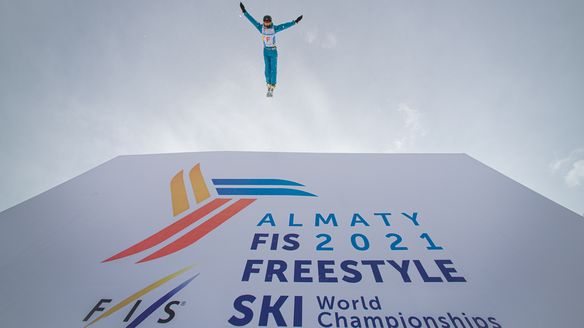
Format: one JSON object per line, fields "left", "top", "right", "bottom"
{"left": 262, "top": 27, "right": 276, "bottom": 47}
{"left": 264, "top": 36, "right": 274, "bottom": 47}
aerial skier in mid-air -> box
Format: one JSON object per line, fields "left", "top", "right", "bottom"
{"left": 239, "top": 2, "right": 303, "bottom": 97}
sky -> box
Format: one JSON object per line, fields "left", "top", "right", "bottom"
{"left": 0, "top": 0, "right": 583, "bottom": 215}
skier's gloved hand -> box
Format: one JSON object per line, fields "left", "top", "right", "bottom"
{"left": 240, "top": 2, "right": 246, "bottom": 13}
{"left": 295, "top": 15, "right": 303, "bottom": 24}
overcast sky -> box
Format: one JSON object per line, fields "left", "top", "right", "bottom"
{"left": 1, "top": 0, "right": 583, "bottom": 215}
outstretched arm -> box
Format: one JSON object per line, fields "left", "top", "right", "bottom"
{"left": 275, "top": 15, "right": 303, "bottom": 32}
{"left": 240, "top": 2, "right": 262, "bottom": 33}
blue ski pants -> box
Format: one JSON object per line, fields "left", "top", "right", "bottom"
{"left": 263, "top": 47, "right": 278, "bottom": 85}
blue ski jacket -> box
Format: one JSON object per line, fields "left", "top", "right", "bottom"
{"left": 244, "top": 12, "right": 296, "bottom": 49}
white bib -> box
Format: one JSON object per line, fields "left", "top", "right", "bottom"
{"left": 261, "top": 26, "right": 276, "bottom": 47}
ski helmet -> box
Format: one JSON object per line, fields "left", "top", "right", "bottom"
{"left": 263, "top": 15, "right": 272, "bottom": 24}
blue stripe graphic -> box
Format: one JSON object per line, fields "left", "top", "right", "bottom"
{"left": 212, "top": 179, "right": 304, "bottom": 186}
{"left": 216, "top": 188, "right": 316, "bottom": 197}
{"left": 126, "top": 274, "right": 199, "bottom": 328}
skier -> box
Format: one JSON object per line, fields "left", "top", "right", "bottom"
{"left": 240, "top": 2, "right": 303, "bottom": 97}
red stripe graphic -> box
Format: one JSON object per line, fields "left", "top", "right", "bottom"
{"left": 103, "top": 198, "right": 231, "bottom": 262}
{"left": 138, "top": 198, "right": 256, "bottom": 263}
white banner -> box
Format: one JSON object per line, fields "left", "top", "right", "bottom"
{"left": 0, "top": 152, "right": 582, "bottom": 327}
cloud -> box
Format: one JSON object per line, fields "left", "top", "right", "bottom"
{"left": 550, "top": 148, "right": 584, "bottom": 188}
{"left": 304, "top": 30, "right": 337, "bottom": 49}
{"left": 550, "top": 148, "right": 584, "bottom": 173}
{"left": 390, "top": 103, "right": 427, "bottom": 151}
{"left": 304, "top": 31, "right": 317, "bottom": 44}
{"left": 565, "top": 160, "right": 584, "bottom": 188}
{"left": 398, "top": 103, "right": 424, "bottom": 134}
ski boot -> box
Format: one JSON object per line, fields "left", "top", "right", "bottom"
{"left": 266, "top": 84, "right": 275, "bottom": 97}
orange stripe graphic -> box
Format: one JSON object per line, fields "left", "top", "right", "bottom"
{"left": 138, "top": 199, "right": 256, "bottom": 263}
{"left": 190, "top": 164, "right": 211, "bottom": 203}
{"left": 170, "top": 170, "right": 190, "bottom": 216}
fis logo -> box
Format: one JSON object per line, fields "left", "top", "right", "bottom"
{"left": 103, "top": 164, "right": 316, "bottom": 263}
{"left": 83, "top": 266, "right": 197, "bottom": 328}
